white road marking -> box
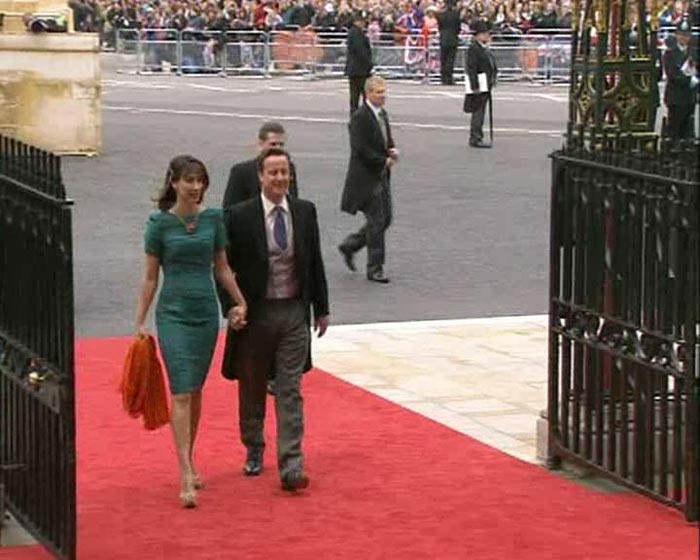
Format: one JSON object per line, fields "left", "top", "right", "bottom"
{"left": 104, "top": 104, "right": 562, "bottom": 135}
{"left": 329, "top": 314, "right": 548, "bottom": 332}
{"left": 101, "top": 78, "right": 568, "bottom": 103}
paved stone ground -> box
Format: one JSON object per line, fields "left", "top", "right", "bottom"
{"left": 315, "top": 315, "right": 549, "bottom": 463}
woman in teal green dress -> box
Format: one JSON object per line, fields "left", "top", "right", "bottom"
{"left": 134, "top": 155, "right": 247, "bottom": 509}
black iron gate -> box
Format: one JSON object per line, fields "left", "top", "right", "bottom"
{"left": 0, "top": 136, "right": 76, "bottom": 559}
{"left": 547, "top": 138, "right": 700, "bottom": 521}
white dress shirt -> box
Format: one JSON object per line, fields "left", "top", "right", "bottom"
{"left": 261, "top": 193, "right": 293, "bottom": 252}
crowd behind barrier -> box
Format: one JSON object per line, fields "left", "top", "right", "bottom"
{"left": 114, "top": 25, "right": 696, "bottom": 83}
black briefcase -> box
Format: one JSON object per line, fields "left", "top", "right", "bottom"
{"left": 463, "top": 92, "right": 487, "bottom": 113}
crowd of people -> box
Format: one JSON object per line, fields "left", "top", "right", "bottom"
{"left": 71, "top": 0, "right": 697, "bottom": 36}
{"left": 74, "top": 0, "right": 577, "bottom": 40}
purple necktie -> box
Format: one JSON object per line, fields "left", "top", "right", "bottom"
{"left": 273, "top": 206, "right": 287, "bottom": 251}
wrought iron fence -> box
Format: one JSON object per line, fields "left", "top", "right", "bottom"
{"left": 547, "top": 137, "right": 700, "bottom": 521}
{"left": 0, "top": 136, "right": 76, "bottom": 559}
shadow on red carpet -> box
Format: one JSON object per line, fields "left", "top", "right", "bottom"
{"left": 0, "top": 335, "right": 696, "bottom": 559}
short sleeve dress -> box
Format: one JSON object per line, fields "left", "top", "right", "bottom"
{"left": 144, "top": 208, "right": 228, "bottom": 394}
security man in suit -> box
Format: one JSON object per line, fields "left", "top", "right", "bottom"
{"left": 220, "top": 147, "right": 329, "bottom": 492}
{"left": 345, "top": 11, "right": 373, "bottom": 114}
{"left": 437, "top": 0, "right": 462, "bottom": 85}
{"left": 663, "top": 18, "right": 698, "bottom": 140}
{"left": 465, "top": 20, "right": 497, "bottom": 148}
{"left": 339, "top": 76, "right": 398, "bottom": 284}
{"left": 223, "top": 122, "right": 300, "bottom": 209}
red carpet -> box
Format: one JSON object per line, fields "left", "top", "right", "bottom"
{"left": 1, "top": 335, "right": 696, "bottom": 559}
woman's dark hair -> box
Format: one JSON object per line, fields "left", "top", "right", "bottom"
{"left": 154, "top": 155, "right": 210, "bottom": 211}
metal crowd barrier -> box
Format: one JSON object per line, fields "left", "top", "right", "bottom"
{"left": 114, "top": 26, "right": 692, "bottom": 82}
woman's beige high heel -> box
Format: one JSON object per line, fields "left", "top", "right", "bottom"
{"left": 192, "top": 472, "right": 205, "bottom": 490}
{"left": 179, "top": 476, "right": 197, "bottom": 508}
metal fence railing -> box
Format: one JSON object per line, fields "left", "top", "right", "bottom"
{"left": 114, "top": 26, "right": 696, "bottom": 83}
{"left": 115, "top": 27, "right": 579, "bottom": 82}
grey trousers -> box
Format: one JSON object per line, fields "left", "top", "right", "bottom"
{"left": 341, "top": 180, "right": 393, "bottom": 274}
{"left": 236, "top": 298, "right": 309, "bottom": 479}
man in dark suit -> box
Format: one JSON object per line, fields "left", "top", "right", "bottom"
{"left": 663, "top": 19, "right": 698, "bottom": 140}
{"left": 437, "top": 0, "right": 461, "bottom": 85}
{"left": 345, "top": 12, "right": 373, "bottom": 114}
{"left": 339, "top": 76, "right": 398, "bottom": 284}
{"left": 223, "top": 121, "right": 300, "bottom": 397}
{"left": 465, "top": 19, "right": 498, "bottom": 148}
{"left": 223, "top": 122, "right": 299, "bottom": 209}
{"left": 220, "top": 147, "right": 329, "bottom": 492}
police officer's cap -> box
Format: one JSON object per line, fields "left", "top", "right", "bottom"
{"left": 353, "top": 10, "right": 367, "bottom": 21}
{"left": 676, "top": 18, "right": 691, "bottom": 34}
{"left": 473, "top": 19, "right": 491, "bottom": 35}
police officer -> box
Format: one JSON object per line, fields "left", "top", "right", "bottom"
{"left": 663, "top": 18, "right": 699, "bottom": 139}
{"left": 437, "top": 0, "right": 462, "bottom": 85}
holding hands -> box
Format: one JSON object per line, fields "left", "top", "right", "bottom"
{"left": 227, "top": 303, "right": 248, "bottom": 331}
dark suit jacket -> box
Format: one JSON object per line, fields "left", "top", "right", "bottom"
{"left": 345, "top": 25, "right": 373, "bottom": 77}
{"left": 223, "top": 158, "right": 299, "bottom": 209}
{"left": 437, "top": 8, "right": 461, "bottom": 48}
{"left": 341, "top": 104, "right": 394, "bottom": 215}
{"left": 663, "top": 42, "right": 695, "bottom": 107}
{"left": 466, "top": 40, "right": 497, "bottom": 92}
{"left": 220, "top": 196, "right": 329, "bottom": 380}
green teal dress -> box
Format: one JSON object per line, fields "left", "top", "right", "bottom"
{"left": 144, "top": 208, "right": 227, "bottom": 394}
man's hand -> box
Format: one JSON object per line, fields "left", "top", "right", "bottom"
{"left": 227, "top": 304, "right": 248, "bottom": 331}
{"left": 314, "top": 315, "right": 329, "bottom": 338}
{"left": 388, "top": 147, "right": 400, "bottom": 161}
{"left": 386, "top": 157, "right": 395, "bottom": 168}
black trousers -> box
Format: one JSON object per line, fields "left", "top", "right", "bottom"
{"left": 341, "top": 179, "right": 392, "bottom": 274}
{"left": 349, "top": 75, "right": 368, "bottom": 114}
{"left": 667, "top": 103, "right": 695, "bottom": 140}
{"left": 469, "top": 96, "right": 488, "bottom": 144}
{"left": 440, "top": 45, "right": 457, "bottom": 85}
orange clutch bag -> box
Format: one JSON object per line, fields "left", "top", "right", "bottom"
{"left": 120, "top": 334, "right": 170, "bottom": 430}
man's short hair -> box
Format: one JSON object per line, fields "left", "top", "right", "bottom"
{"left": 364, "top": 76, "right": 385, "bottom": 94}
{"left": 258, "top": 121, "right": 286, "bottom": 142}
{"left": 257, "top": 147, "right": 291, "bottom": 173}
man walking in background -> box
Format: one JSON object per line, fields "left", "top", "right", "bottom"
{"left": 345, "top": 12, "right": 373, "bottom": 114}
{"left": 437, "top": 0, "right": 461, "bottom": 85}
{"left": 339, "top": 77, "right": 398, "bottom": 284}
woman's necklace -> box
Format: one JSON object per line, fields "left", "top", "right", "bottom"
{"left": 171, "top": 209, "right": 199, "bottom": 234}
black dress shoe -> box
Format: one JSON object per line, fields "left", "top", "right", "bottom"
{"left": 266, "top": 379, "right": 276, "bottom": 396}
{"left": 281, "top": 471, "right": 310, "bottom": 492}
{"left": 243, "top": 450, "right": 263, "bottom": 476}
{"left": 469, "top": 140, "right": 492, "bottom": 149}
{"left": 338, "top": 244, "right": 356, "bottom": 272}
{"left": 367, "top": 270, "right": 390, "bottom": 284}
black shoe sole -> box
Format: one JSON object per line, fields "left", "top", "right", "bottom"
{"left": 243, "top": 466, "right": 262, "bottom": 476}
{"left": 338, "top": 246, "right": 356, "bottom": 272}
{"left": 281, "top": 473, "right": 310, "bottom": 491}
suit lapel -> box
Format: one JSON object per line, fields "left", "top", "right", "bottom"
{"left": 289, "top": 197, "right": 303, "bottom": 272}
{"left": 252, "top": 197, "right": 268, "bottom": 263}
